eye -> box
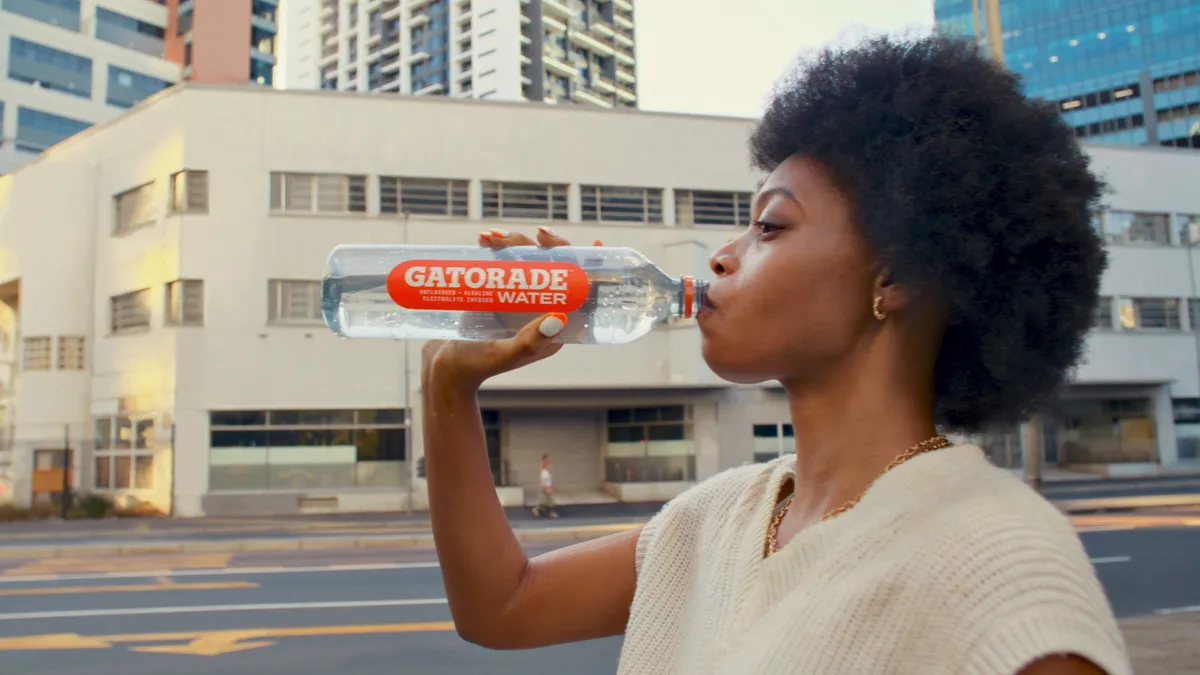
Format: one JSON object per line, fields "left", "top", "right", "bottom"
{"left": 752, "top": 220, "right": 783, "bottom": 235}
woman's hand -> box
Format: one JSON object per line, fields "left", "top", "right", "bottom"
{"left": 420, "top": 226, "right": 603, "bottom": 391}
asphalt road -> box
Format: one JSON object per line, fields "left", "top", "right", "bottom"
{"left": 0, "top": 524, "right": 1198, "bottom": 675}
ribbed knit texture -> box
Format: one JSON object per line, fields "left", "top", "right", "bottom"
{"left": 617, "top": 444, "right": 1132, "bottom": 675}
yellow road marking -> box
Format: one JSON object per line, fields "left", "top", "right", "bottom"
{"left": 3, "top": 554, "right": 232, "bottom": 577}
{"left": 0, "top": 622, "right": 457, "bottom": 656}
{"left": 0, "top": 581, "right": 257, "bottom": 597}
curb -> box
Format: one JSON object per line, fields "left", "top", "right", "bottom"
{"left": 1057, "top": 494, "right": 1200, "bottom": 514}
{"left": 0, "top": 522, "right": 645, "bottom": 560}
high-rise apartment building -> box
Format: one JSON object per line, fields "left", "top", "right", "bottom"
{"left": 0, "top": 0, "right": 278, "bottom": 175}
{"left": 164, "top": 0, "right": 279, "bottom": 86}
{"left": 289, "top": 0, "right": 637, "bottom": 107}
{"left": 935, "top": 0, "right": 1200, "bottom": 150}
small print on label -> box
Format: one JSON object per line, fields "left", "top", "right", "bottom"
{"left": 387, "top": 260, "right": 591, "bottom": 314}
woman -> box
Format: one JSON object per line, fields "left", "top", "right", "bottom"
{"left": 419, "top": 34, "right": 1131, "bottom": 675}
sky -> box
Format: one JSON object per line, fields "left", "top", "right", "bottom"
{"left": 632, "top": 0, "right": 936, "bottom": 118}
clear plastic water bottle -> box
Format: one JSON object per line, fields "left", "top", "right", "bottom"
{"left": 322, "top": 244, "right": 708, "bottom": 344}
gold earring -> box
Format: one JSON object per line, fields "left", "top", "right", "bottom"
{"left": 873, "top": 296, "right": 886, "bottom": 321}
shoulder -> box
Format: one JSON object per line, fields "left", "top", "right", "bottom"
{"left": 634, "top": 459, "right": 782, "bottom": 575}
{"left": 907, "top": 449, "right": 1131, "bottom": 674}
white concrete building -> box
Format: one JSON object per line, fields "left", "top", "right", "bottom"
{"left": 277, "top": 0, "right": 321, "bottom": 90}
{"left": 0, "top": 84, "right": 1197, "bottom": 516}
{"left": 290, "top": 0, "right": 638, "bottom": 107}
{"left": 0, "top": 0, "right": 182, "bottom": 175}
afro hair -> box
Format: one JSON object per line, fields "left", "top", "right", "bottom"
{"left": 749, "top": 33, "right": 1108, "bottom": 432}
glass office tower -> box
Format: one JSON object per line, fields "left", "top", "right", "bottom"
{"left": 934, "top": 0, "right": 1200, "bottom": 149}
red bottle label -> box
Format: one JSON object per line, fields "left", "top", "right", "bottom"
{"left": 386, "top": 260, "right": 591, "bottom": 313}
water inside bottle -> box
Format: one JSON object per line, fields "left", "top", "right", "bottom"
{"left": 323, "top": 245, "right": 702, "bottom": 344}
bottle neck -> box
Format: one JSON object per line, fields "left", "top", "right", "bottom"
{"left": 677, "top": 276, "right": 709, "bottom": 319}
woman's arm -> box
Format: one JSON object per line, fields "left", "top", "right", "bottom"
{"left": 422, "top": 364, "right": 640, "bottom": 649}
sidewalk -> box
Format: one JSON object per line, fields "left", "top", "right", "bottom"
{"left": 1121, "top": 613, "right": 1200, "bottom": 674}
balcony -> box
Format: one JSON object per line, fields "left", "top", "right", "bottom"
{"left": 543, "top": 50, "right": 575, "bottom": 77}
{"left": 615, "top": 32, "right": 633, "bottom": 48}
{"left": 591, "top": 20, "right": 614, "bottom": 37}
{"left": 380, "top": 37, "right": 402, "bottom": 55}
{"left": 381, "top": 57, "right": 402, "bottom": 73}
{"left": 616, "top": 51, "right": 634, "bottom": 66}
{"left": 415, "top": 82, "right": 446, "bottom": 96}
{"left": 617, "top": 69, "right": 635, "bottom": 84}
{"left": 456, "top": 67, "right": 473, "bottom": 81}
{"left": 613, "top": 0, "right": 633, "bottom": 11}
{"left": 404, "top": 50, "right": 430, "bottom": 64}
{"left": 251, "top": 47, "right": 277, "bottom": 65}
{"left": 456, "top": 49, "right": 473, "bottom": 61}
{"left": 570, "top": 29, "right": 613, "bottom": 56}
{"left": 251, "top": 12, "right": 278, "bottom": 34}
{"left": 320, "top": 48, "right": 338, "bottom": 66}
{"left": 542, "top": 0, "right": 575, "bottom": 18}
{"left": 380, "top": 78, "right": 402, "bottom": 92}
{"left": 615, "top": 86, "right": 635, "bottom": 102}
{"left": 319, "top": 2, "right": 335, "bottom": 18}
{"left": 382, "top": 3, "right": 402, "bottom": 19}
{"left": 573, "top": 87, "right": 613, "bottom": 108}
{"left": 592, "top": 76, "right": 617, "bottom": 93}
{"left": 614, "top": 14, "right": 633, "bottom": 29}
{"left": 409, "top": 13, "right": 430, "bottom": 28}
{"left": 543, "top": 15, "right": 567, "bottom": 31}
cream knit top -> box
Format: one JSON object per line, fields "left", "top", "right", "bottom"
{"left": 617, "top": 444, "right": 1132, "bottom": 675}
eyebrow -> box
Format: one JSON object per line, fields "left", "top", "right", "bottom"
{"left": 754, "top": 186, "right": 800, "bottom": 211}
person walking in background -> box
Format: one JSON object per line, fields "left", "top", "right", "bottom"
{"left": 532, "top": 454, "right": 557, "bottom": 519}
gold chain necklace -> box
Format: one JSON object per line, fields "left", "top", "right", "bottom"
{"left": 765, "top": 435, "right": 952, "bottom": 556}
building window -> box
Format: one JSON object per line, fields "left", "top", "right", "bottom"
{"left": 267, "top": 280, "right": 322, "bottom": 324}
{"left": 1119, "top": 298, "right": 1182, "bottom": 331}
{"left": 269, "top": 172, "right": 367, "bottom": 214}
{"left": 106, "top": 65, "right": 171, "bottom": 108}
{"left": 208, "top": 409, "right": 408, "bottom": 491}
{"left": 1, "top": 0, "right": 82, "bottom": 31}
{"left": 481, "top": 182, "right": 568, "bottom": 220}
{"left": 93, "top": 413, "right": 156, "bottom": 490}
{"left": 1103, "top": 211, "right": 1171, "bottom": 246}
{"left": 580, "top": 185, "right": 663, "bottom": 223}
{"left": 379, "top": 177, "right": 469, "bottom": 216}
{"left": 1174, "top": 398, "right": 1200, "bottom": 461}
{"left": 56, "top": 336, "right": 85, "bottom": 370}
{"left": 482, "top": 409, "right": 504, "bottom": 486}
{"left": 1049, "top": 398, "right": 1156, "bottom": 465}
{"left": 1094, "top": 296, "right": 1113, "bottom": 330}
{"left": 15, "top": 106, "right": 90, "bottom": 153}
{"left": 111, "top": 289, "right": 152, "bottom": 334}
{"left": 605, "top": 406, "right": 694, "bottom": 483}
{"left": 1190, "top": 299, "right": 1200, "bottom": 332}
{"left": 675, "top": 189, "right": 753, "bottom": 227}
{"left": 753, "top": 423, "right": 794, "bottom": 463}
{"left": 22, "top": 336, "right": 51, "bottom": 371}
{"left": 7, "top": 37, "right": 93, "bottom": 100}
{"left": 95, "top": 7, "right": 166, "bottom": 56}
{"left": 171, "top": 170, "right": 208, "bottom": 213}
{"left": 165, "top": 280, "right": 204, "bottom": 326}
{"left": 1179, "top": 214, "right": 1200, "bottom": 247}
{"left": 114, "top": 183, "right": 156, "bottom": 234}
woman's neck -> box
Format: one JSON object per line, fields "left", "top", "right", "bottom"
{"left": 779, "top": 341, "right": 938, "bottom": 522}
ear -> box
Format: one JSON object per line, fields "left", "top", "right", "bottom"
{"left": 871, "top": 267, "right": 915, "bottom": 316}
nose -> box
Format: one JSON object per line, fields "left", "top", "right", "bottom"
{"left": 709, "top": 241, "right": 738, "bottom": 276}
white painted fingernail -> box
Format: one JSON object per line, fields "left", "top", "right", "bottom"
{"left": 539, "top": 315, "right": 565, "bottom": 337}
{"left": 489, "top": 228, "right": 508, "bottom": 237}
{"left": 537, "top": 225, "right": 557, "bottom": 237}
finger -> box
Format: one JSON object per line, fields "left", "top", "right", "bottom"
{"left": 502, "top": 312, "right": 568, "bottom": 363}
{"left": 592, "top": 239, "right": 604, "bottom": 246}
{"left": 536, "top": 226, "right": 570, "bottom": 248}
{"left": 483, "top": 228, "right": 536, "bottom": 249}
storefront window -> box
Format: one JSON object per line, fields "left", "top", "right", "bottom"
{"left": 1173, "top": 398, "right": 1200, "bottom": 461}
{"left": 1047, "top": 398, "right": 1157, "bottom": 465}
{"left": 208, "top": 409, "right": 407, "bottom": 491}
{"left": 93, "top": 413, "right": 155, "bottom": 490}
{"left": 605, "top": 406, "right": 694, "bottom": 483}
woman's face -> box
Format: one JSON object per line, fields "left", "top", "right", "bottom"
{"left": 698, "top": 155, "right": 878, "bottom": 384}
